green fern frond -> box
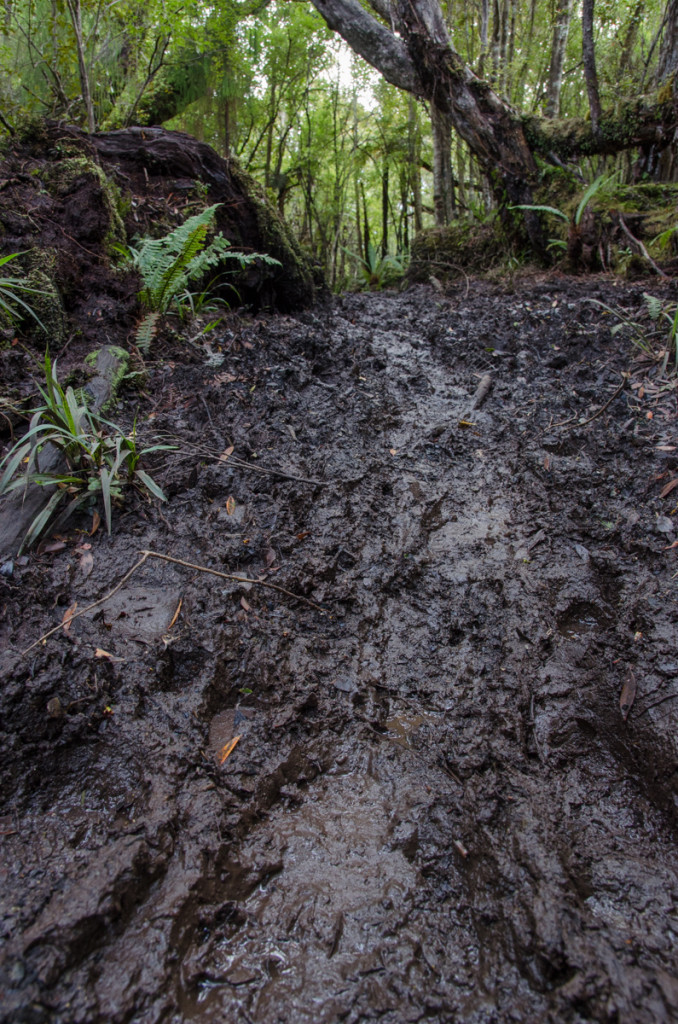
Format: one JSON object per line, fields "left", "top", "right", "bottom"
{"left": 643, "top": 293, "right": 663, "bottom": 321}
{"left": 136, "top": 311, "right": 160, "bottom": 352}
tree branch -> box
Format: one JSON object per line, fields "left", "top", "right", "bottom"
{"left": 309, "top": 0, "right": 422, "bottom": 95}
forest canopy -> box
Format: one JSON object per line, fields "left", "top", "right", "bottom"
{"left": 1, "top": 0, "right": 677, "bottom": 278}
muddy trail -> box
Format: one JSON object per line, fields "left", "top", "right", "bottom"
{"left": 1, "top": 277, "right": 678, "bottom": 1023}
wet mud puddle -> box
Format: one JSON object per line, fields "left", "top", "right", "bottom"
{"left": 2, "top": 284, "right": 678, "bottom": 1024}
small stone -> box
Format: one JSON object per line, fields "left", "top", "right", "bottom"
{"left": 47, "top": 697, "right": 64, "bottom": 719}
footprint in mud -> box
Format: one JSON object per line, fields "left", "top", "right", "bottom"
{"left": 176, "top": 749, "right": 466, "bottom": 1023}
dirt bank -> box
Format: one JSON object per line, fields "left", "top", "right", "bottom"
{"left": 1, "top": 275, "right": 678, "bottom": 1023}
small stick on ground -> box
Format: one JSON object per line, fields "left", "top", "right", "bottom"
{"left": 463, "top": 373, "right": 493, "bottom": 419}
{"left": 22, "top": 552, "right": 150, "bottom": 656}
{"left": 554, "top": 376, "right": 626, "bottom": 429}
{"left": 141, "top": 549, "right": 326, "bottom": 613}
{"left": 615, "top": 214, "right": 668, "bottom": 279}
{"left": 20, "top": 547, "right": 326, "bottom": 656}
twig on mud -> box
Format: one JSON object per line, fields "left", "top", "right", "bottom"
{"left": 21, "top": 552, "right": 150, "bottom": 656}
{"left": 614, "top": 213, "right": 668, "bottom": 279}
{"left": 160, "top": 435, "right": 322, "bottom": 486}
{"left": 468, "top": 373, "right": 493, "bottom": 413}
{"left": 635, "top": 691, "right": 678, "bottom": 716}
{"left": 20, "top": 547, "right": 326, "bottom": 656}
{"left": 553, "top": 376, "right": 627, "bottom": 429}
{"left": 141, "top": 550, "right": 326, "bottom": 613}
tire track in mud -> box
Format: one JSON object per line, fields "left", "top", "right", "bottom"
{"left": 2, "top": 283, "right": 678, "bottom": 1023}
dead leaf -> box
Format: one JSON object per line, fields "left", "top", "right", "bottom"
{"left": 663, "top": 539, "right": 678, "bottom": 550}
{"left": 61, "top": 602, "right": 77, "bottom": 634}
{"left": 620, "top": 668, "right": 636, "bottom": 722}
{"left": 219, "top": 734, "right": 241, "bottom": 764}
{"left": 543, "top": 456, "right": 551, "bottom": 472}
{"left": 656, "top": 445, "right": 677, "bottom": 452}
{"left": 226, "top": 496, "right": 236, "bottom": 515}
{"left": 75, "top": 544, "right": 94, "bottom": 577}
{"left": 43, "top": 541, "right": 67, "bottom": 554}
{"left": 168, "top": 597, "right": 182, "bottom": 630}
{"left": 638, "top": 385, "right": 645, "bottom": 399}
{"left": 389, "top": 448, "right": 398, "bottom": 455}
{"left": 647, "top": 411, "right": 654, "bottom": 420}
{"left": 219, "top": 446, "right": 234, "bottom": 463}
{"left": 90, "top": 510, "right": 101, "bottom": 536}
{"left": 78, "top": 552, "right": 94, "bottom": 577}
{"left": 296, "top": 531, "right": 309, "bottom": 540}
{"left": 94, "top": 648, "right": 125, "bottom": 663}
{"left": 265, "top": 547, "right": 276, "bottom": 567}
{"left": 240, "top": 597, "right": 251, "bottom": 612}
{"left": 458, "top": 419, "right": 475, "bottom": 428}
{"left": 660, "top": 478, "right": 678, "bottom": 499}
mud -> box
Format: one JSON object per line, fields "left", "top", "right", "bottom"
{"left": 1, "top": 276, "right": 678, "bottom": 1023}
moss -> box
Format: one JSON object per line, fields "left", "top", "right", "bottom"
{"left": 42, "top": 156, "right": 126, "bottom": 250}
{"left": 227, "top": 159, "right": 320, "bottom": 305}
{"left": 12, "top": 249, "right": 67, "bottom": 349}
{"left": 84, "top": 345, "right": 130, "bottom": 411}
{"left": 409, "top": 221, "right": 517, "bottom": 281}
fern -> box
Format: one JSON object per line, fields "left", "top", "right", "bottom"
{"left": 129, "top": 203, "right": 280, "bottom": 348}
{"left": 135, "top": 311, "right": 160, "bottom": 353}
{"left": 644, "top": 293, "right": 663, "bottom": 321}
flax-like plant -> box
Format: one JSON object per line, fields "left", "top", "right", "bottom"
{"left": 0, "top": 351, "right": 173, "bottom": 549}
{"left": 0, "top": 252, "right": 47, "bottom": 330}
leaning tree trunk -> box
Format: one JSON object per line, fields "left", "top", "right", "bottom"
{"left": 310, "top": 0, "right": 678, "bottom": 255}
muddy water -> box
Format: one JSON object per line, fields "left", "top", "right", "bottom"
{"left": 2, "top": 282, "right": 678, "bottom": 1023}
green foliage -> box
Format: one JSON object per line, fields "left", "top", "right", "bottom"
{"left": 122, "top": 204, "right": 279, "bottom": 349}
{"left": 0, "top": 253, "right": 47, "bottom": 331}
{"left": 0, "top": 351, "right": 173, "bottom": 549}
{"left": 347, "top": 242, "right": 405, "bottom": 290}
{"left": 588, "top": 293, "right": 678, "bottom": 374}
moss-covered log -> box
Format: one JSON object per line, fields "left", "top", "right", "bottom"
{"left": 523, "top": 90, "right": 678, "bottom": 161}
{"left": 86, "top": 126, "right": 319, "bottom": 310}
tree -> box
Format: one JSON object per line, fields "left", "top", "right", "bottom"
{"left": 308, "top": 0, "right": 678, "bottom": 250}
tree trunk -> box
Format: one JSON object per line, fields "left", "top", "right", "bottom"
{"left": 545, "top": 0, "right": 572, "bottom": 118}
{"left": 582, "top": 0, "right": 602, "bottom": 138}
{"left": 408, "top": 98, "right": 423, "bottom": 234}
{"left": 381, "top": 161, "right": 389, "bottom": 256}
{"left": 657, "top": 0, "right": 678, "bottom": 83}
{"left": 431, "top": 106, "right": 453, "bottom": 226}
{"left": 478, "top": 0, "right": 489, "bottom": 76}
{"left": 309, "top": 0, "right": 678, "bottom": 254}
{"left": 65, "top": 0, "right": 95, "bottom": 133}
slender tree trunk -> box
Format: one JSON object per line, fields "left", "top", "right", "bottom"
{"left": 408, "top": 97, "right": 423, "bottom": 234}
{"left": 582, "top": 0, "right": 602, "bottom": 138}
{"left": 478, "top": 0, "right": 489, "bottom": 75}
{"left": 490, "top": 0, "right": 501, "bottom": 81}
{"left": 456, "top": 136, "right": 467, "bottom": 211}
{"left": 264, "top": 82, "right": 276, "bottom": 187}
{"left": 657, "top": 0, "right": 678, "bottom": 83}
{"left": 546, "top": 0, "right": 572, "bottom": 117}
{"left": 361, "top": 181, "right": 371, "bottom": 264}
{"left": 618, "top": 0, "right": 644, "bottom": 78}
{"left": 381, "top": 161, "right": 389, "bottom": 256}
{"left": 65, "top": 0, "right": 95, "bottom": 132}
{"left": 431, "top": 106, "right": 453, "bottom": 226}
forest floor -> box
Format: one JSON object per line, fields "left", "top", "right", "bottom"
{"left": 1, "top": 274, "right": 678, "bottom": 1024}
